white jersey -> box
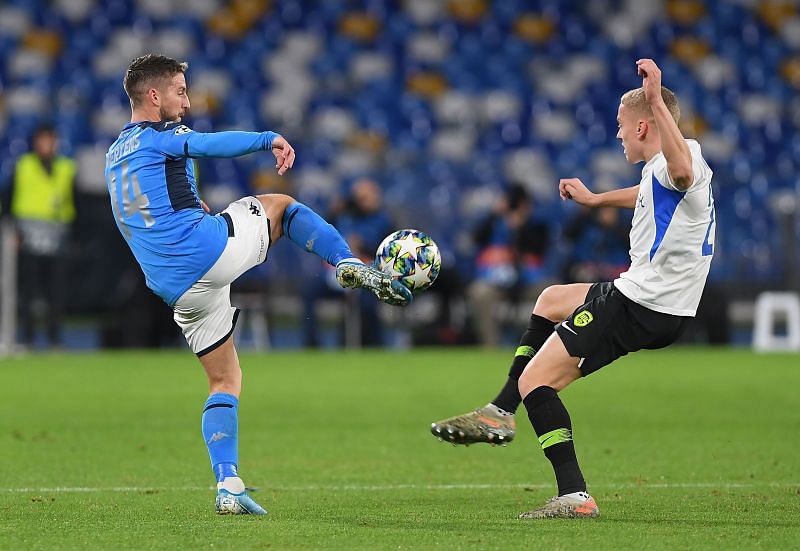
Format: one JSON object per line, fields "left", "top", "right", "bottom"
{"left": 614, "top": 139, "right": 714, "bottom": 317}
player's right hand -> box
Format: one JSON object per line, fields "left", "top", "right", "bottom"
{"left": 559, "top": 178, "right": 598, "bottom": 207}
{"left": 636, "top": 58, "right": 663, "bottom": 107}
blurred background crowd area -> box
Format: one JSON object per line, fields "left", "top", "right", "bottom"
{"left": 0, "top": 0, "right": 798, "bottom": 350}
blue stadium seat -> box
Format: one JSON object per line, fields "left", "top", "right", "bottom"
{"left": 0, "top": 1, "right": 792, "bottom": 286}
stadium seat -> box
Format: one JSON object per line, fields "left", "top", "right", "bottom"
{"left": 752, "top": 292, "right": 800, "bottom": 352}
{"left": 0, "top": 0, "right": 795, "bottom": 293}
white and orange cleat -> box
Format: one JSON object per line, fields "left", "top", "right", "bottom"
{"left": 518, "top": 492, "right": 599, "bottom": 519}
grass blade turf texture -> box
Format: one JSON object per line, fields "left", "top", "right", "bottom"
{"left": 0, "top": 348, "right": 798, "bottom": 549}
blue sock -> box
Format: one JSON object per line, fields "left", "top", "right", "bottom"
{"left": 201, "top": 393, "right": 239, "bottom": 483}
{"left": 282, "top": 202, "right": 355, "bottom": 266}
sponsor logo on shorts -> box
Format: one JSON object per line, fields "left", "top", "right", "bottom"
{"left": 560, "top": 320, "right": 578, "bottom": 335}
{"left": 574, "top": 310, "right": 594, "bottom": 327}
{"left": 249, "top": 202, "right": 261, "bottom": 216}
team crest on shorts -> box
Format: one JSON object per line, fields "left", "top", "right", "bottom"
{"left": 574, "top": 310, "right": 594, "bottom": 327}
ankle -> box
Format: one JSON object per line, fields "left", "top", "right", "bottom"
{"left": 214, "top": 462, "right": 238, "bottom": 482}
{"left": 485, "top": 403, "right": 514, "bottom": 417}
{"left": 559, "top": 490, "right": 590, "bottom": 500}
{"left": 217, "top": 476, "right": 246, "bottom": 494}
{"left": 336, "top": 257, "right": 363, "bottom": 267}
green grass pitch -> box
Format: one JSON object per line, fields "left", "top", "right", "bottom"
{"left": 0, "top": 347, "right": 798, "bottom": 549}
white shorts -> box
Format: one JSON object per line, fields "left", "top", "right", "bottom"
{"left": 173, "top": 197, "right": 272, "bottom": 355}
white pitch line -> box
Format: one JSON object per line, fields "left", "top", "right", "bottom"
{"left": 3, "top": 486, "right": 208, "bottom": 493}
{"left": 2, "top": 482, "right": 798, "bottom": 494}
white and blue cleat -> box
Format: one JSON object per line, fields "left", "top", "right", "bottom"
{"left": 215, "top": 477, "right": 267, "bottom": 516}
{"left": 215, "top": 489, "right": 268, "bottom": 515}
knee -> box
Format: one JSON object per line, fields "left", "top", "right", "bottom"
{"left": 257, "top": 193, "right": 296, "bottom": 239}
{"left": 517, "top": 362, "right": 541, "bottom": 400}
{"left": 258, "top": 193, "right": 295, "bottom": 214}
{"left": 517, "top": 359, "right": 558, "bottom": 399}
{"left": 207, "top": 366, "right": 242, "bottom": 396}
{"left": 208, "top": 378, "right": 241, "bottom": 397}
{"left": 276, "top": 193, "right": 296, "bottom": 207}
{"left": 533, "top": 285, "right": 565, "bottom": 321}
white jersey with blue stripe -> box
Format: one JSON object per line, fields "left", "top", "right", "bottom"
{"left": 614, "top": 139, "right": 714, "bottom": 317}
{"left": 104, "top": 120, "right": 278, "bottom": 306}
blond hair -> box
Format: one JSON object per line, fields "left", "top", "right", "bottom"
{"left": 620, "top": 86, "right": 680, "bottom": 123}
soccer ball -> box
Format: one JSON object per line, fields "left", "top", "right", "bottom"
{"left": 375, "top": 229, "right": 441, "bottom": 294}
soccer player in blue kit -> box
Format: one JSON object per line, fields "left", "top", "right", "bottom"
{"left": 105, "top": 54, "right": 411, "bottom": 515}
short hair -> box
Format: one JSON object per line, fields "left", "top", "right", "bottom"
{"left": 123, "top": 54, "right": 188, "bottom": 107}
{"left": 620, "top": 86, "right": 680, "bottom": 124}
{"left": 30, "top": 122, "right": 57, "bottom": 150}
{"left": 506, "top": 183, "right": 530, "bottom": 210}
{"left": 33, "top": 122, "right": 57, "bottom": 139}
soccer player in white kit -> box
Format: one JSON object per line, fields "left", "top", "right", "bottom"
{"left": 431, "top": 59, "right": 715, "bottom": 519}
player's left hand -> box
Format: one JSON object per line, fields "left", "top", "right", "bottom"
{"left": 271, "top": 135, "right": 296, "bottom": 176}
{"left": 636, "top": 59, "right": 663, "bottom": 106}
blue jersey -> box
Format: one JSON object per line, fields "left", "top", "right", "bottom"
{"left": 104, "top": 121, "right": 278, "bottom": 305}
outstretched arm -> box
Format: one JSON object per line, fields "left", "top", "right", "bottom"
{"left": 157, "top": 127, "right": 296, "bottom": 175}
{"left": 637, "top": 59, "right": 693, "bottom": 191}
{"left": 559, "top": 178, "right": 639, "bottom": 209}
{"left": 185, "top": 130, "right": 278, "bottom": 158}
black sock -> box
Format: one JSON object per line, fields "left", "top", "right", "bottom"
{"left": 522, "top": 386, "right": 586, "bottom": 496}
{"left": 491, "top": 314, "right": 556, "bottom": 413}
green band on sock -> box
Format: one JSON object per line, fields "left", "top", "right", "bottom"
{"left": 515, "top": 345, "right": 536, "bottom": 358}
{"left": 538, "top": 428, "right": 573, "bottom": 449}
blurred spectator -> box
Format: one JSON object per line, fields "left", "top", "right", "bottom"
{"left": 8, "top": 124, "right": 76, "bottom": 348}
{"left": 468, "top": 184, "right": 551, "bottom": 347}
{"left": 410, "top": 264, "right": 471, "bottom": 346}
{"left": 302, "top": 177, "right": 393, "bottom": 347}
{"left": 0, "top": 2, "right": 788, "bottom": 348}
{"left": 561, "top": 206, "right": 631, "bottom": 282}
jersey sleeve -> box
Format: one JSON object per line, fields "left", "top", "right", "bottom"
{"left": 653, "top": 140, "right": 711, "bottom": 193}
{"left": 152, "top": 124, "right": 280, "bottom": 159}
